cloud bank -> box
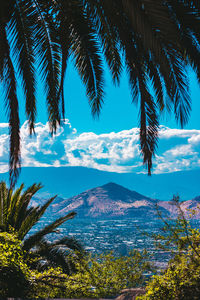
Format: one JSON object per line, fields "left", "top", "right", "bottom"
{"left": 0, "top": 121, "right": 200, "bottom": 174}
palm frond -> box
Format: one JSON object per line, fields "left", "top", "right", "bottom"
{"left": 139, "top": 72, "right": 159, "bottom": 175}
{"left": 1, "top": 0, "right": 200, "bottom": 179}
{"left": 59, "top": 1, "right": 104, "bottom": 116}
{"left": 53, "top": 236, "right": 85, "bottom": 254}
{"left": 166, "top": 49, "right": 191, "bottom": 127}
{"left": 22, "top": 211, "right": 76, "bottom": 251}
{"left": 85, "top": 0, "right": 122, "bottom": 84}
{"left": 6, "top": 183, "right": 24, "bottom": 229}
{"left": 31, "top": 237, "right": 84, "bottom": 274}
{"left": 17, "top": 194, "right": 56, "bottom": 240}
{"left": 32, "top": 0, "right": 61, "bottom": 133}
{"left": 56, "top": 6, "right": 70, "bottom": 119}
{"left": 12, "top": 0, "right": 36, "bottom": 133}
{"left": 1, "top": 25, "right": 20, "bottom": 186}
{"left": 13, "top": 183, "right": 43, "bottom": 230}
{"left": 0, "top": 182, "right": 8, "bottom": 228}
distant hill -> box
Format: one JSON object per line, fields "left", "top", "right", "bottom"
{"left": 51, "top": 182, "right": 158, "bottom": 218}
{"left": 41, "top": 182, "right": 200, "bottom": 219}
{"left": 1, "top": 166, "right": 200, "bottom": 200}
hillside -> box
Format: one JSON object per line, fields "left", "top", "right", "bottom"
{"left": 44, "top": 182, "right": 200, "bottom": 219}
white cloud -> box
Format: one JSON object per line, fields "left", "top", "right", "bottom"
{"left": 0, "top": 123, "right": 9, "bottom": 128}
{"left": 61, "top": 129, "right": 141, "bottom": 172}
{"left": 0, "top": 122, "right": 200, "bottom": 174}
{"left": 159, "top": 126, "right": 200, "bottom": 139}
{"left": 164, "top": 144, "right": 196, "bottom": 157}
{"left": 188, "top": 134, "right": 200, "bottom": 144}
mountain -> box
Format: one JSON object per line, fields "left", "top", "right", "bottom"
{"left": 43, "top": 182, "right": 199, "bottom": 219}
{"left": 1, "top": 166, "right": 200, "bottom": 200}
{"left": 51, "top": 182, "right": 160, "bottom": 218}
{"left": 37, "top": 182, "right": 200, "bottom": 219}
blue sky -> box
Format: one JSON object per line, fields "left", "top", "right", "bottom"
{"left": 1, "top": 59, "right": 200, "bottom": 132}
{"left": 0, "top": 61, "right": 200, "bottom": 176}
{"left": 63, "top": 64, "right": 200, "bottom": 133}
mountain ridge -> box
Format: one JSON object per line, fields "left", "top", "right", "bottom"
{"left": 47, "top": 182, "right": 200, "bottom": 219}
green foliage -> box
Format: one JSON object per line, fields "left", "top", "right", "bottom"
{"left": 0, "top": 181, "right": 154, "bottom": 298}
{"left": 152, "top": 196, "right": 200, "bottom": 256}
{"left": 138, "top": 196, "right": 200, "bottom": 300}
{"left": 0, "top": 232, "right": 74, "bottom": 298}
{"left": 28, "top": 250, "right": 152, "bottom": 298}
{"left": 62, "top": 250, "right": 152, "bottom": 298}
{"left": 0, "top": 232, "right": 30, "bottom": 297}
{"left": 140, "top": 246, "right": 200, "bottom": 299}
{"left": 30, "top": 267, "right": 69, "bottom": 298}
{"left": 0, "top": 181, "right": 83, "bottom": 273}
{"left": 0, "top": 229, "right": 152, "bottom": 298}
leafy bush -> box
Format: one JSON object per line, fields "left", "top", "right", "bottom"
{"left": 0, "top": 232, "right": 30, "bottom": 297}
{"left": 62, "top": 250, "right": 152, "bottom": 298}
{"left": 0, "top": 232, "right": 70, "bottom": 298}
{"left": 30, "top": 267, "right": 69, "bottom": 298}
{"left": 139, "top": 246, "right": 200, "bottom": 299}
{"left": 0, "top": 231, "right": 152, "bottom": 298}
{"left": 31, "top": 250, "right": 152, "bottom": 298}
{"left": 138, "top": 197, "right": 200, "bottom": 300}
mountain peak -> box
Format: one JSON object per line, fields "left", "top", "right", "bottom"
{"left": 34, "top": 181, "right": 200, "bottom": 219}
{"left": 51, "top": 182, "right": 157, "bottom": 218}
{"left": 99, "top": 182, "right": 153, "bottom": 202}
{"left": 101, "top": 182, "right": 129, "bottom": 190}
{"left": 98, "top": 182, "right": 139, "bottom": 201}
{"left": 102, "top": 182, "right": 119, "bottom": 187}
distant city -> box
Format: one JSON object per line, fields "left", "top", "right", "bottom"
{"left": 28, "top": 180, "right": 200, "bottom": 266}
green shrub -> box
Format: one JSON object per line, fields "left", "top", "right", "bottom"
{"left": 31, "top": 250, "right": 152, "bottom": 298}
{"left": 0, "top": 232, "right": 31, "bottom": 297}
{"left": 0, "top": 181, "right": 83, "bottom": 273}
{"left": 63, "top": 250, "right": 151, "bottom": 298}
{"left": 138, "top": 197, "right": 200, "bottom": 300}
{"left": 0, "top": 232, "right": 69, "bottom": 298}
{"left": 0, "top": 232, "right": 152, "bottom": 298}
{"left": 30, "top": 267, "right": 69, "bottom": 298}
{"left": 140, "top": 248, "right": 200, "bottom": 299}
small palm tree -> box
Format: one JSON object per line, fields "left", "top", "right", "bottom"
{"left": 0, "top": 181, "right": 84, "bottom": 274}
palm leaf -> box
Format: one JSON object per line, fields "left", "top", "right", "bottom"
{"left": 22, "top": 211, "right": 76, "bottom": 251}
{"left": 139, "top": 72, "right": 159, "bottom": 175}
{"left": 12, "top": 0, "right": 37, "bottom": 133}
{"left": 85, "top": 0, "right": 122, "bottom": 84}
{"left": 17, "top": 194, "right": 56, "bottom": 240}
{"left": 13, "top": 183, "right": 42, "bottom": 230}
{"left": 32, "top": 0, "right": 61, "bottom": 133}
{"left": 1, "top": 25, "right": 20, "bottom": 186}
{"left": 59, "top": 1, "right": 104, "bottom": 116}
{"left": 31, "top": 237, "right": 84, "bottom": 274}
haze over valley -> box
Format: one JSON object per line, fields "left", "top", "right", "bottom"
{"left": 1, "top": 166, "right": 199, "bottom": 201}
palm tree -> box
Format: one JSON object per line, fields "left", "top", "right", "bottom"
{"left": 1, "top": 1, "right": 200, "bottom": 182}
{"left": 0, "top": 0, "right": 104, "bottom": 185}
{"left": 0, "top": 181, "right": 84, "bottom": 274}
{"left": 78, "top": 0, "right": 200, "bottom": 174}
